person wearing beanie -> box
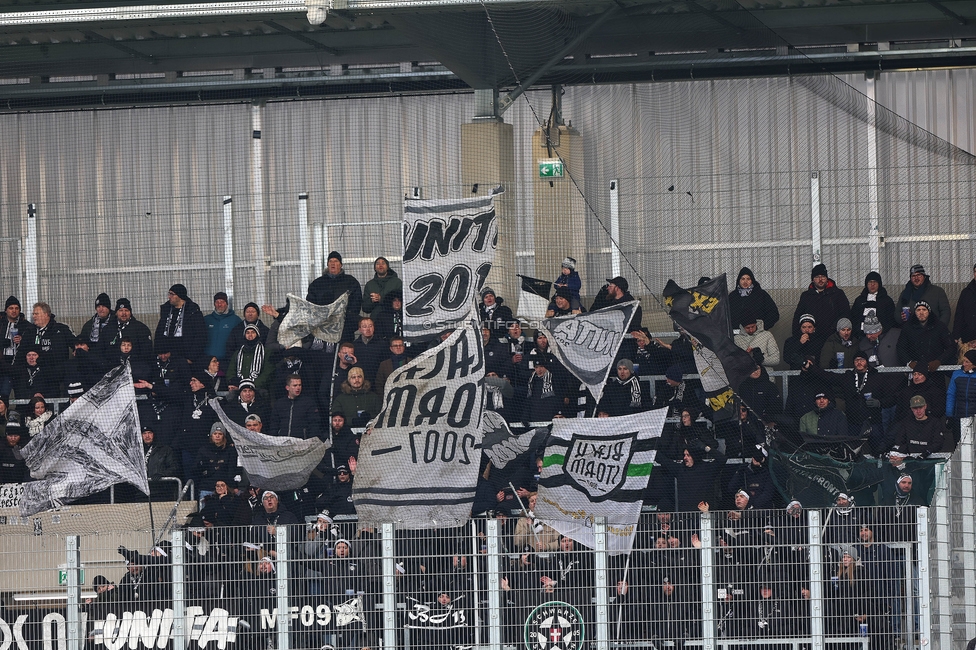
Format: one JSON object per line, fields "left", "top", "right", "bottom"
{"left": 546, "top": 285, "right": 582, "bottom": 318}
{"left": 0, "top": 412, "right": 27, "bottom": 483}
{"left": 791, "top": 263, "right": 850, "bottom": 340}
{"left": 552, "top": 255, "right": 583, "bottom": 310}
{"left": 155, "top": 284, "right": 207, "bottom": 363}
{"left": 479, "top": 286, "right": 514, "bottom": 334}
{"left": 192, "top": 421, "right": 239, "bottom": 503}
{"left": 362, "top": 256, "right": 402, "bottom": 316}
{"left": 734, "top": 309, "right": 780, "bottom": 372}
{"left": 783, "top": 314, "right": 825, "bottom": 374}
{"left": 797, "top": 389, "right": 849, "bottom": 440}
{"left": 78, "top": 292, "right": 117, "bottom": 356}
{"left": 818, "top": 317, "right": 857, "bottom": 370}
{"left": 851, "top": 271, "right": 897, "bottom": 334}
{"left": 1, "top": 295, "right": 32, "bottom": 395}
{"left": 106, "top": 298, "right": 154, "bottom": 365}
{"left": 947, "top": 348, "right": 976, "bottom": 418}
{"left": 597, "top": 358, "right": 646, "bottom": 416}
{"left": 203, "top": 291, "right": 242, "bottom": 366}
{"left": 856, "top": 308, "right": 902, "bottom": 370}
{"left": 728, "top": 266, "right": 780, "bottom": 331}
{"left": 524, "top": 333, "right": 566, "bottom": 423}
{"left": 896, "top": 299, "right": 956, "bottom": 373}
{"left": 306, "top": 251, "right": 363, "bottom": 343}
{"left": 225, "top": 302, "right": 270, "bottom": 359}
{"left": 953, "top": 263, "right": 976, "bottom": 347}
{"left": 897, "top": 263, "right": 951, "bottom": 328}
{"left": 226, "top": 324, "right": 272, "bottom": 392}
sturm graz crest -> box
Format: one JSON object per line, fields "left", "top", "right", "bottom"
{"left": 563, "top": 431, "right": 635, "bottom": 501}
{"left": 524, "top": 601, "right": 584, "bottom": 650}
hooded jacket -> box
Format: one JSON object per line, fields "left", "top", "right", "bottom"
{"left": 728, "top": 267, "right": 780, "bottom": 331}
{"left": 850, "top": 271, "right": 897, "bottom": 334}
{"left": 204, "top": 307, "right": 242, "bottom": 362}
{"left": 361, "top": 261, "right": 402, "bottom": 315}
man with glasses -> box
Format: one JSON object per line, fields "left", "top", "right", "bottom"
{"left": 374, "top": 336, "right": 410, "bottom": 395}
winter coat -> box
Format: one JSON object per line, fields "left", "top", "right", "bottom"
{"left": 269, "top": 394, "right": 323, "bottom": 439}
{"left": 204, "top": 309, "right": 242, "bottom": 362}
{"left": 361, "top": 269, "right": 402, "bottom": 315}
{"left": 947, "top": 367, "right": 976, "bottom": 417}
{"left": 896, "top": 315, "right": 956, "bottom": 369}
{"left": 306, "top": 271, "right": 364, "bottom": 342}
{"left": 819, "top": 331, "right": 859, "bottom": 369}
{"left": 733, "top": 320, "right": 780, "bottom": 369}
{"left": 896, "top": 276, "right": 951, "bottom": 327}
{"left": 330, "top": 383, "right": 381, "bottom": 429}
{"left": 155, "top": 299, "right": 208, "bottom": 363}
{"left": 791, "top": 279, "right": 850, "bottom": 338}
{"left": 851, "top": 274, "right": 897, "bottom": 334}
{"left": 728, "top": 267, "right": 780, "bottom": 331}
{"left": 953, "top": 279, "right": 976, "bottom": 344}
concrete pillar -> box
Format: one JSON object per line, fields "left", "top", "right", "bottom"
{"left": 461, "top": 118, "right": 517, "bottom": 304}
{"left": 532, "top": 123, "right": 588, "bottom": 301}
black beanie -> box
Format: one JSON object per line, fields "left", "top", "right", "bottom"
{"left": 115, "top": 297, "right": 132, "bottom": 311}
{"left": 95, "top": 293, "right": 111, "bottom": 309}
{"left": 811, "top": 263, "right": 828, "bottom": 279}
{"left": 4, "top": 296, "right": 19, "bottom": 310}
{"left": 169, "top": 284, "right": 189, "bottom": 300}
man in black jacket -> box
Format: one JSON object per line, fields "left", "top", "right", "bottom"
{"left": 306, "top": 251, "right": 363, "bottom": 343}
{"left": 154, "top": 284, "right": 207, "bottom": 364}
{"left": 269, "top": 374, "right": 323, "bottom": 440}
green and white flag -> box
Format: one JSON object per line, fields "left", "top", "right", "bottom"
{"left": 535, "top": 409, "right": 666, "bottom": 554}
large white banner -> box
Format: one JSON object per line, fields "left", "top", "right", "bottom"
{"left": 353, "top": 321, "right": 485, "bottom": 526}
{"left": 402, "top": 193, "right": 498, "bottom": 341}
{"left": 535, "top": 409, "right": 666, "bottom": 554}
{"left": 540, "top": 302, "right": 638, "bottom": 403}
{"left": 210, "top": 399, "right": 331, "bottom": 490}
{"left": 20, "top": 363, "right": 148, "bottom": 516}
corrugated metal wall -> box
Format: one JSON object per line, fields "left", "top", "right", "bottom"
{"left": 0, "top": 70, "right": 973, "bottom": 328}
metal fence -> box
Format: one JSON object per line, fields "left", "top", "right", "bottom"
{"left": 0, "top": 504, "right": 939, "bottom": 650}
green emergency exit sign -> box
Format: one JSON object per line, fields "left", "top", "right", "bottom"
{"left": 538, "top": 159, "right": 564, "bottom": 178}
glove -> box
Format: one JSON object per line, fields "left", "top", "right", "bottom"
{"left": 865, "top": 398, "right": 881, "bottom": 408}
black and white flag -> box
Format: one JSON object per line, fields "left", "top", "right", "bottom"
{"left": 19, "top": 363, "right": 148, "bottom": 517}
{"left": 516, "top": 274, "right": 552, "bottom": 324}
{"left": 402, "top": 193, "right": 499, "bottom": 341}
{"left": 535, "top": 409, "right": 666, "bottom": 554}
{"left": 480, "top": 411, "right": 549, "bottom": 470}
{"left": 539, "top": 302, "right": 638, "bottom": 403}
{"left": 354, "top": 320, "right": 485, "bottom": 526}
{"left": 210, "top": 399, "right": 330, "bottom": 490}
{"left": 278, "top": 292, "right": 349, "bottom": 348}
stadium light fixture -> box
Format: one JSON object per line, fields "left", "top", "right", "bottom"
{"left": 0, "top": 1, "right": 308, "bottom": 27}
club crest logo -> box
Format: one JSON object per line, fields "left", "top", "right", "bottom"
{"left": 524, "top": 601, "right": 584, "bottom": 650}
{"left": 563, "top": 431, "right": 635, "bottom": 500}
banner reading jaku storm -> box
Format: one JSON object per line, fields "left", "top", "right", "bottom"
{"left": 353, "top": 322, "right": 485, "bottom": 526}
{"left": 401, "top": 193, "right": 499, "bottom": 341}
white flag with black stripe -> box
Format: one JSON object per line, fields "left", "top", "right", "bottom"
{"left": 401, "top": 192, "right": 499, "bottom": 341}
{"left": 535, "top": 408, "right": 666, "bottom": 554}
{"left": 353, "top": 319, "right": 485, "bottom": 527}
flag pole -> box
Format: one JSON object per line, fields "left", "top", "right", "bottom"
{"left": 509, "top": 482, "right": 544, "bottom": 552}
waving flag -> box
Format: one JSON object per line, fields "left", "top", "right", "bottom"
{"left": 19, "top": 363, "right": 148, "bottom": 517}
{"left": 535, "top": 409, "right": 666, "bottom": 554}
{"left": 278, "top": 292, "right": 349, "bottom": 348}
{"left": 516, "top": 274, "right": 552, "bottom": 324}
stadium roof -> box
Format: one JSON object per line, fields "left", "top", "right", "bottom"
{"left": 3, "top": 0, "right": 976, "bottom": 107}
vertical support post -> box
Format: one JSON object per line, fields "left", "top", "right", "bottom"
{"left": 313, "top": 222, "right": 324, "bottom": 278}
{"left": 593, "top": 517, "right": 609, "bottom": 650}
{"left": 960, "top": 417, "right": 976, "bottom": 640}
{"left": 65, "top": 536, "right": 82, "bottom": 650}
{"left": 250, "top": 102, "right": 268, "bottom": 305}
{"left": 469, "top": 520, "right": 481, "bottom": 647}
{"left": 222, "top": 196, "right": 234, "bottom": 307}
{"left": 609, "top": 180, "right": 620, "bottom": 277}
{"left": 275, "top": 526, "right": 290, "bottom": 650}
{"left": 486, "top": 518, "right": 502, "bottom": 650}
{"left": 298, "top": 193, "right": 310, "bottom": 291}
{"left": 810, "top": 172, "right": 822, "bottom": 267}
{"left": 865, "top": 73, "right": 882, "bottom": 271}
{"left": 699, "top": 512, "right": 715, "bottom": 649}
{"left": 931, "top": 474, "right": 953, "bottom": 650}
{"left": 171, "top": 530, "right": 186, "bottom": 650}
{"left": 917, "top": 507, "right": 932, "bottom": 650}
{"left": 381, "top": 523, "right": 397, "bottom": 650}
{"left": 807, "top": 509, "right": 825, "bottom": 650}
{"left": 24, "top": 203, "right": 38, "bottom": 309}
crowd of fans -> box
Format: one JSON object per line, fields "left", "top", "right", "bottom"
{"left": 1, "top": 256, "right": 975, "bottom": 515}
{"left": 2, "top": 253, "right": 967, "bottom": 649}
